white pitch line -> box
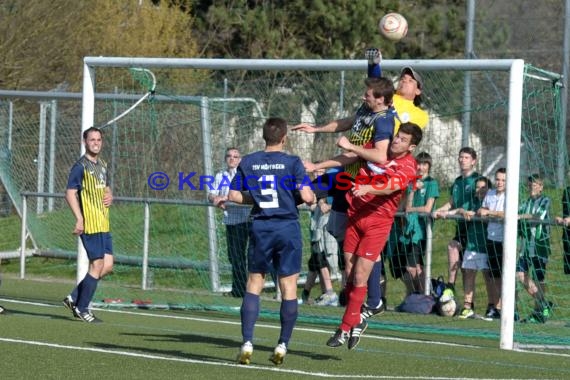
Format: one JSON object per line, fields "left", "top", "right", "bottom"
{"left": 3, "top": 297, "right": 570, "bottom": 362}
{"left": 0, "top": 297, "right": 471, "bottom": 349}
{"left": 0, "top": 337, "right": 512, "bottom": 380}
{"left": 0, "top": 297, "right": 60, "bottom": 308}
{"left": 0, "top": 297, "right": 489, "bottom": 354}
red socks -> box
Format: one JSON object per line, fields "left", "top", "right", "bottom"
{"left": 340, "top": 285, "right": 367, "bottom": 331}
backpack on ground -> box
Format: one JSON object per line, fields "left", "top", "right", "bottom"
{"left": 395, "top": 293, "right": 436, "bottom": 314}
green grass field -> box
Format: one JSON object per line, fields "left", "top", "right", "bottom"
{"left": 2, "top": 186, "right": 570, "bottom": 378}
{"left": 1, "top": 277, "right": 570, "bottom": 379}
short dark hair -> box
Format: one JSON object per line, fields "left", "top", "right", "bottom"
{"left": 398, "top": 122, "right": 423, "bottom": 146}
{"left": 83, "top": 127, "right": 102, "bottom": 140}
{"left": 477, "top": 176, "right": 493, "bottom": 189}
{"left": 364, "top": 77, "right": 395, "bottom": 106}
{"left": 496, "top": 167, "right": 506, "bottom": 175}
{"left": 459, "top": 146, "right": 477, "bottom": 160}
{"left": 528, "top": 173, "right": 543, "bottom": 184}
{"left": 263, "top": 117, "right": 288, "bottom": 146}
{"left": 415, "top": 151, "right": 432, "bottom": 170}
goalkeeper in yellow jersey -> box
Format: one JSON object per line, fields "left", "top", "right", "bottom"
{"left": 365, "top": 47, "right": 429, "bottom": 132}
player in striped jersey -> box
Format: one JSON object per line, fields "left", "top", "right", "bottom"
{"left": 292, "top": 76, "right": 396, "bottom": 312}
{"left": 63, "top": 127, "right": 113, "bottom": 323}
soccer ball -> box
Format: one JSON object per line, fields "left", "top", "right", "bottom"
{"left": 438, "top": 299, "right": 457, "bottom": 317}
{"left": 379, "top": 13, "right": 408, "bottom": 41}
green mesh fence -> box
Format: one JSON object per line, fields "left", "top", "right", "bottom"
{"left": 0, "top": 62, "right": 567, "bottom": 351}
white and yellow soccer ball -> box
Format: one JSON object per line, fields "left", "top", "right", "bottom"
{"left": 379, "top": 13, "right": 408, "bottom": 42}
{"left": 438, "top": 299, "right": 457, "bottom": 317}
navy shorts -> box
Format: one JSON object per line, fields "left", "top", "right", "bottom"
{"left": 248, "top": 219, "right": 302, "bottom": 276}
{"left": 80, "top": 232, "right": 113, "bottom": 261}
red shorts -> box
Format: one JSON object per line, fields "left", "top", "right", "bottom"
{"left": 343, "top": 214, "right": 392, "bottom": 261}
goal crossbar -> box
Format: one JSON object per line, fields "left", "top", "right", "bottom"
{"left": 84, "top": 56, "right": 523, "bottom": 72}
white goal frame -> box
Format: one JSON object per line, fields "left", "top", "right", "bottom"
{"left": 81, "top": 56, "right": 524, "bottom": 350}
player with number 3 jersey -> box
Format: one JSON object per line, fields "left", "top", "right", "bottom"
{"left": 229, "top": 117, "right": 315, "bottom": 366}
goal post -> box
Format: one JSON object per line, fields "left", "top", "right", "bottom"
{"left": 500, "top": 59, "right": 524, "bottom": 350}
{"left": 74, "top": 56, "right": 565, "bottom": 351}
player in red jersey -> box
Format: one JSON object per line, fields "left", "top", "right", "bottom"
{"left": 326, "top": 122, "right": 423, "bottom": 350}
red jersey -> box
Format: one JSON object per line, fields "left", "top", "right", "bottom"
{"left": 347, "top": 152, "right": 417, "bottom": 220}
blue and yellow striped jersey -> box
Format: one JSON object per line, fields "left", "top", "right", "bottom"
{"left": 344, "top": 104, "right": 395, "bottom": 177}
{"left": 66, "top": 156, "right": 110, "bottom": 234}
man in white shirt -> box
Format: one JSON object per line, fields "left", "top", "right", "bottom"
{"left": 208, "top": 148, "right": 251, "bottom": 297}
{"left": 477, "top": 167, "right": 506, "bottom": 319}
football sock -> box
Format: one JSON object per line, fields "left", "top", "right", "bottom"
{"left": 240, "top": 292, "right": 260, "bottom": 343}
{"left": 341, "top": 285, "right": 367, "bottom": 331}
{"left": 76, "top": 273, "right": 98, "bottom": 313}
{"left": 70, "top": 279, "right": 82, "bottom": 301}
{"left": 366, "top": 261, "right": 383, "bottom": 308}
{"left": 278, "top": 299, "right": 298, "bottom": 345}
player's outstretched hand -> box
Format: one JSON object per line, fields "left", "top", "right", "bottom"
{"left": 365, "top": 47, "right": 382, "bottom": 65}
{"left": 291, "top": 123, "right": 317, "bottom": 133}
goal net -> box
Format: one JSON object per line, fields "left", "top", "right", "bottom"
{"left": 2, "top": 57, "right": 566, "bottom": 352}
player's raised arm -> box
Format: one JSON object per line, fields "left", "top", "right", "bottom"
{"left": 291, "top": 116, "right": 355, "bottom": 134}
{"left": 306, "top": 153, "right": 359, "bottom": 173}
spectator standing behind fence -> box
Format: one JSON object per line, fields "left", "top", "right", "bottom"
{"left": 453, "top": 176, "right": 492, "bottom": 319}
{"left": 299, "top": 168, "right": 339, "bottom": 306}
{"left": 555, "top": 184, "right": 570, "bottom": 274}
{"left": 400, "top": 152, "right": 439, "bottom": 295}
{"left": 433, "top": 147, "right": 479, "bottom": 299}
{"left": 62, "top": 127, "right": 113, "bottom": 323}
{"left": 517, "top": 174, "right": 553, "bottom": 323}
{"left": 477, "top": 168, "right": 506, "bottom": 319}
{"left": 208, "top": 148, "right": 251, "bottom": 298}
{"left": 229, "top": 117, "right": 316, "bottom": 366}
